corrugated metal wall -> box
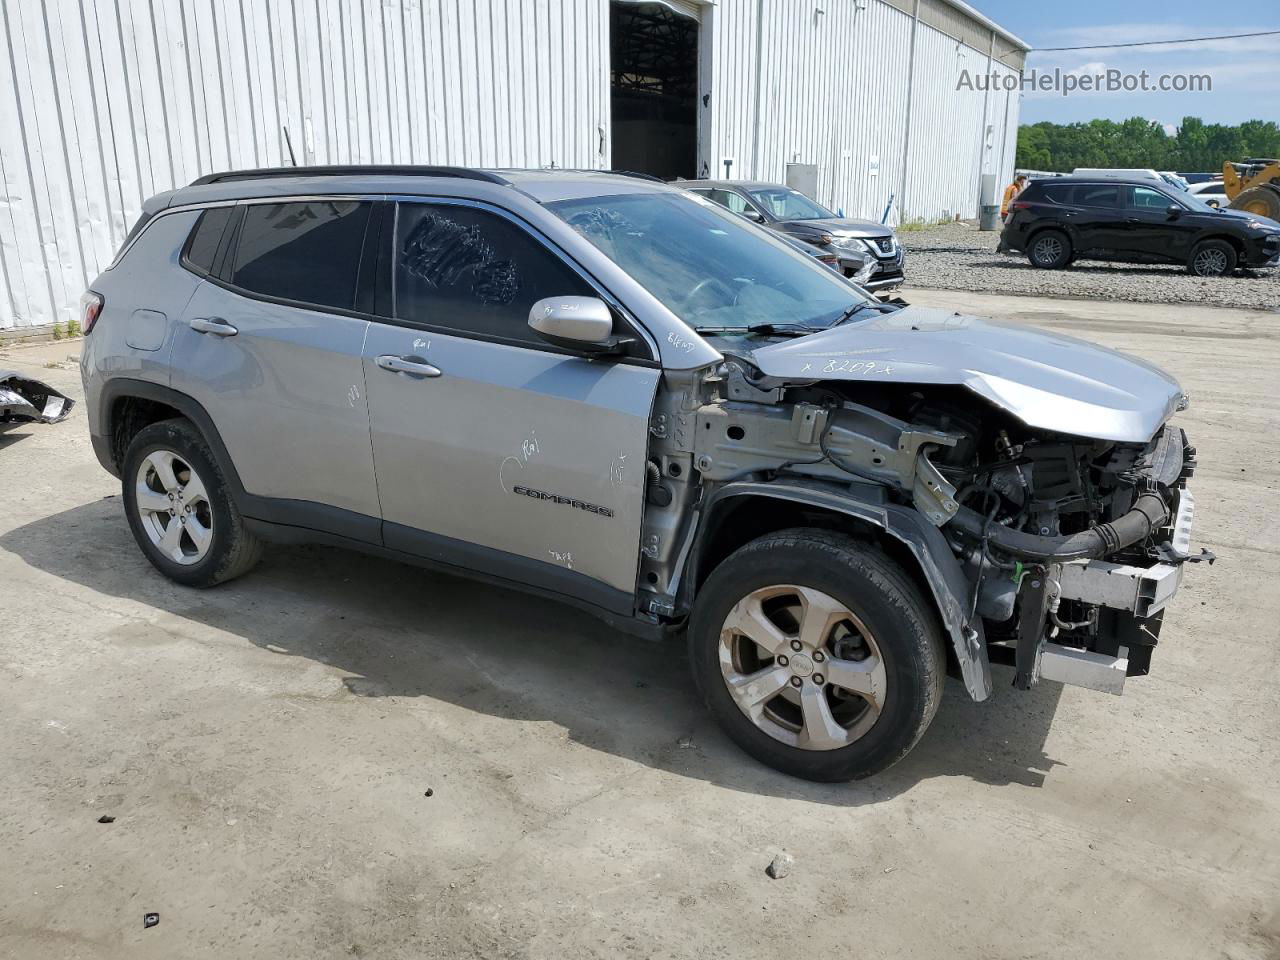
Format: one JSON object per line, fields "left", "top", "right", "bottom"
{"left": 0, "top": 0, "right": 1023, "bottom": 331}
{"left": 0, "top": 0, "right": 609, "bottom": 330}
{"left": 703, "top": 0, "right": 1021, "bottom": 224}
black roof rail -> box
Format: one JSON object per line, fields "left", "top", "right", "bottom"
{"left": 190, "top": 165, "right": 509, "bottom": 186}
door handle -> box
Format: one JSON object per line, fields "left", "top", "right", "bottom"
{"left": 1125, "top": 217, "right": 1142, "bottom": 223}
{"left": 376, "top": 354, "right": 442, "bottom": 378}
{"left": 189, "top": 316, "right": 238, "bottom": 337}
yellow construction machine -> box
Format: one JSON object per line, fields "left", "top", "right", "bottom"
{"left": 1222, "top": 159, "right": 1280, "bottom": 220}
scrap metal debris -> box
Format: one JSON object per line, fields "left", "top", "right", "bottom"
{"left": 143, "top": 913, "right": 160, "bottom": 929}
{"left": 0, "top": 370, "right": 73, "bottom": 424}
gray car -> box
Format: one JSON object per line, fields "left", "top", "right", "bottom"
{"left": 681, "top": 179, "right": 905, "bottom": 292}
{"left": 80, "top": 166, "right": 1204, "bottom": 782}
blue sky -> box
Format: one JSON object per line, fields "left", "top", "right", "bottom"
{"left": 969, "top": 0, "right": 1280, "bottom": 127}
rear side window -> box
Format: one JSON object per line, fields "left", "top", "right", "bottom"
{"left": 1038, "top": 183, "right": 1074, "bottom": 204}
{"left": 183, "top": 207, "right": 233, "bottom": 275}
{"left": 393, "top": 202, "right": 594, "bottom": 345}
{"left": 230, "top": 200, "right": 372, "bottom": 312}
{"left": 1074, "top": 184, "right": 1121, "bottom": 208}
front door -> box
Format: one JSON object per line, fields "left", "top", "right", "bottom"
{"left": 362, "top": 200, "right": 660, "bottom": 612}
{"left": 170, "top": 199, "right": 382, "bottom": 535}
{"left": 1121, "top": 185, "right": 1197, "bottom": 261}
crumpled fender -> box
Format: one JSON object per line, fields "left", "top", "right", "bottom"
{"left": 0, "top": 370, "right": 74, "bottom": 424}
{"left": 688, "top": 477, "right": 993, "bottom": 702}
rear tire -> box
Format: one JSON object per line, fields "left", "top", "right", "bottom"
{"left": 1187, "top": 239, "right": 1237, "bottom": 277}
{"left": 122, "top": 418, "right": 262, "bottom": 587}
{"left": 1027, "top": 229, "right": 1071, "bottom": 269}
{"left": 689, "top": 529, "right": 945, "bottom": 782}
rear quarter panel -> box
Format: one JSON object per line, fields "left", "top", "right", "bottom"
{"left": 81, "top": 210, "right": 204, "bottom": 438}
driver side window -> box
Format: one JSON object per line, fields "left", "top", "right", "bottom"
{"left": 393, "top": 202, "right": 594, "bottom": 346}
{"left": 1130, "top": 186, "right": 1171, "bottom": 210}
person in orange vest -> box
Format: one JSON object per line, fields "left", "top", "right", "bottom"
{"left": 1000, "top": 174, "right": 1028, "bottom": 221}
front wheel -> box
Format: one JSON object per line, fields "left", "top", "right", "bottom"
{"left": 689, "top": 529, "right": 945, "bottom": 782}
{"left": 1187, "top": 239, "right": 1237, "bottom": 277}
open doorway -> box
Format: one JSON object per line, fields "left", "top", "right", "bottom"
{"left": 609, "top": 1, "right": 699, "bottom": 180}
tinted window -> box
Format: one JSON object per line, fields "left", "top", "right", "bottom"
{"left": 1074, "top": 185, "right": 1121, "bottom": 208}
{"left": 1039, "top": 183, "right": 1074, "bottom": 204}
{"left": 231, "top": 200, "right": 372, "bottom": 311}
{"left": 1131, "top": 186, "right": 1171, "bottom": 210}
{"left": 184, "top": 207, "right": 232, "bottom": 275}
{"left": 394, "top": 203, "right": 594, "bottom": 343}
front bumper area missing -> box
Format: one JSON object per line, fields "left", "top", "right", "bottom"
{"left": 1020, "top": 489, "right": 1202, "bottom": 696}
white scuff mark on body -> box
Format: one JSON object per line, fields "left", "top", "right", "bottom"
{"left": 609, "top": 450, "right": 627, "bottom": 487}
{"left": 548, "top": 549, "right": 573, "bottom": 569}
{"left": 347, "top": 384, "right": 361, "bottom": 407}
{"left": 499, "top": 430, "right": 541, "bottom": 492}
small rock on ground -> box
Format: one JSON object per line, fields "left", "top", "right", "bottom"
{"left": 766, "top": 852, "right": 794, "bottom": 880}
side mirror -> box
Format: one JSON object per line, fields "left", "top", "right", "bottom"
{"left": 743, "top": 209, "right": 765, "bottom": 223}
{"left": 528, "top": 296, "right": 634, "bottom": 356}
{"left": 1166, "top": 205, "right": 1182, "bottom": 220}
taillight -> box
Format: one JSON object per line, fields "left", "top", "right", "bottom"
{"left": 1011, "top": 201, "right": 1032, "bottom": 211}
{"left": 79, "top": 291, "right": 104, "bottom": 334}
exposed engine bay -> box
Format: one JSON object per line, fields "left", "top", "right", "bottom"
{"left": 638, "top": 352, "right": 1206, "bottom": 701}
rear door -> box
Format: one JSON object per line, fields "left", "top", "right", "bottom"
{"left": 1068, "top": 183, "right": 1126, "bottom": 254}
{"left": 169, "top": 198, "right": 382, "bottom": 536}
{"left": 361, "top": 199, "right": 660, "bottom": 612}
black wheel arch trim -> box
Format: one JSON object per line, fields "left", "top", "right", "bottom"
{"left": 678, "top": 478, "right": 993, "bottom": 702}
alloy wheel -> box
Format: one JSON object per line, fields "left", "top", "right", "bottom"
{"left": 134, "top": 449, "right": 214, "bottom": 565}
{"left": 718, "top": 585, "right": 887, "bottom": 751}
{"left": 1193, "top": 248, "right": 1228, "bottom": 276}
{"left": 1033, "top": 236, "right": 1062, "bottom": 265}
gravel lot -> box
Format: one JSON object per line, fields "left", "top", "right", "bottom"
{"left": 901, "top": 220, "right": 1280, "bottom": 310}
{"left": 3, "top": 296, "right": 1279, "bottom": 959}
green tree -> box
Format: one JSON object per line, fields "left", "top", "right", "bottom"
{"left": 1017, "top": 117, "right": 1277, "bottom": 173}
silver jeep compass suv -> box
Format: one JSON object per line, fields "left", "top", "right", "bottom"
{"left": 81, "top": 166, "right": 1204, "bottom": 782}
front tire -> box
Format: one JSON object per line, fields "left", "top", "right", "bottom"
{"left": 1187, "top": 239, "right": 1237, "bottom": 277}
{"left": 689, "top": 529, "right": 945, "bottom": 782}
{"left": 122, "top": 418, "right": 262, "bottom": 587}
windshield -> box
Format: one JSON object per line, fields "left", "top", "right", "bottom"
{"left": 549, "top": 192, "right": 872, "bottom": 332}
{"left": 746, "top": 187, "right": 835, "bottom": 221}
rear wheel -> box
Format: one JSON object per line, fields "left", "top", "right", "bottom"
{"left": 1028, "top": 230, "right": 1071, "bottom": 269}
{"left": 689, "top": 529, "right": 945, "bottom": 782}
{"left": 1187, "top": 239, "right": 1237, "bottom": 277}
{"left": 122, "top": 419, "right": 262, "bottom": 587}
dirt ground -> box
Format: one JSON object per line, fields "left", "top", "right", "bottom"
{"left": 2, "top": 291, "right": 1278, "bottom": 960}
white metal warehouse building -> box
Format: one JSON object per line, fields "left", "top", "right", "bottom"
{"left": 0, "top": 0, "right": 1027, "bottom": 332}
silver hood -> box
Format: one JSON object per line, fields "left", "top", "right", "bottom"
{"left": 744, "top": 306, "right": 1184, "bottom": 442}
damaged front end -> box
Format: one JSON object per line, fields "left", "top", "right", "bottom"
{"left": 1, "top": 371, "right": 74, "bottom": 424}
{"left": 638, "top": 326, "right": 1206, "bottom": 703}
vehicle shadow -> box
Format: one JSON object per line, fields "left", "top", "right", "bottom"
{"left": 1, "top": 498, "right": 1066, "bottom": 805}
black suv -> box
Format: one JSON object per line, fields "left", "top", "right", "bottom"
{"left": 1000, "top": 177, "right": 1280, "bottom": 277}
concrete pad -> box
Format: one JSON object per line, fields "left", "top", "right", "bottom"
{"left": 1, "top": 298, "right": 1277, "bottom": 959}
